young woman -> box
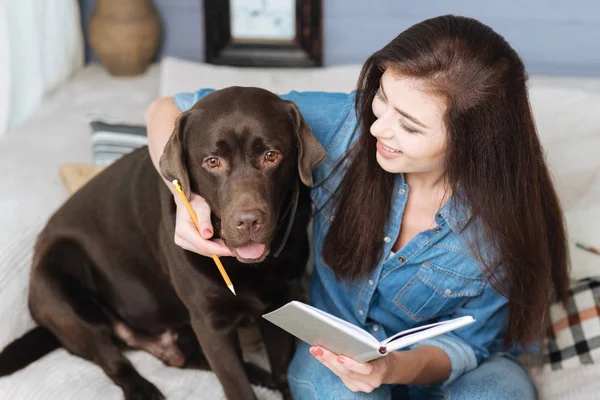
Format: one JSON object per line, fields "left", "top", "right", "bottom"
{"left": 145, "top": 15, "right": 569, "bottom": 399}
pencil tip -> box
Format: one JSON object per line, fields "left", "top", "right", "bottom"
{"left": 229, "top": 285, "right": 236, "bottom": 295}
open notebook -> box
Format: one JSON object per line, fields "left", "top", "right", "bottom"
{"left": 263, "top": 301, "right": 475, "bottom": 363}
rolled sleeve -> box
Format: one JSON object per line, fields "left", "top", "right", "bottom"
{"left": 415, "top": 334, "right": 478, "bottom": 388}
{"left": 410, "top": 281, "right": 510, "bottom": 388}
{"left": 174, "top": 89, "right": 215, "bottom": 112}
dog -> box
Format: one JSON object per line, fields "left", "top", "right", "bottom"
{"left": 0, "top": 87, "right": 326, "bottom": 400}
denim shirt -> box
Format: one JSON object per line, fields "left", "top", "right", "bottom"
{"left": 174, "top": 89, "right": 514, "bottom": 387}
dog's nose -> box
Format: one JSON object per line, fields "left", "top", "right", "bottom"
{"left": 233, "top": 210, "right": 265, "bottom": 233}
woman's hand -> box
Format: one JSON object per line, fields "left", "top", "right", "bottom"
{"left": 309, "top": 346, "right": 405, "bottom": 393}
{"left": 309, "top": 344, "right": 451, "bottom": 391}
{"left": 174, "top": 192, "right": 234, "bottom": 257}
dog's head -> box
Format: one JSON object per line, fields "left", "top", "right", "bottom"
{"left": 160, "top": 87, "right": 326, "bottom": 263}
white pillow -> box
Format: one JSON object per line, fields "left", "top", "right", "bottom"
{"left": 0, "top": 2, "right": 10, "bottom": 138}
{"left": 565, "top": 205, "right": 600, "bottom": 280}
{"left": 159, "top": 56, "right": 362, "bottom": 97}
{"left": 4, "top": 0, "right": 84, "bottom": 133}
{"left": 527, "top": 79, "right": 600, "bottom": 212}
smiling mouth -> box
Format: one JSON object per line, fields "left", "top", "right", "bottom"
{"left": 381, "top": 143, "right": 402, "bottom": 153}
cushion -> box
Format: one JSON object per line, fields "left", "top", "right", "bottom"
{"left": 543, "top": 277, "right": 600, "bottom": 371}
{"left": 58, "top": 163, "right": 105, "bottom": 194}
{"left": 90, "top": 119, "right": 148, "bottom": 166}
{"left": 564, "top": 205, "right": 600, "bottom": 281}
{"left": 159, "top": 56, "right": 362, "bottom": 97}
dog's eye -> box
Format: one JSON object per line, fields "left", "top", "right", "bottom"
{"left": 264, "top": 151, "right": 279, "bottom": 163}
{"left": 205, "top": 157, "right": 221, "bottom": 168}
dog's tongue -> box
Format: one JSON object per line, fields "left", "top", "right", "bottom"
{"left": 234, "top": 242, "right": 266, "bottom": 259}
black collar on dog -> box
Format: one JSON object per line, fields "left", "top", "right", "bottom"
{"left": 273, "top": 180, "right": 300, "bottom": 258}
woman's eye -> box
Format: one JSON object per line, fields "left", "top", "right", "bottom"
{"left": 264, "top": 151, "right": 280, "bottom": 163}
{"left": 399, "top": 122, "right": 420, "bottom": 135}
{"left": 205, "top": 157, "right": 221, "bottom": 168}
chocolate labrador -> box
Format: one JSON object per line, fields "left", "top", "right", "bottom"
{"left": 0, "top": 87, "right": 326, "bottom": 400}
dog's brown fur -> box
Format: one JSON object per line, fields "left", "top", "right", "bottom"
{"left": 0, "top": 87, "right": 326, "bottom": 400}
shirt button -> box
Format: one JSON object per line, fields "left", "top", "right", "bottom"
{"left": 329, "top": 215, "right": 335, "bottom": 222}
{"left": 384, "top": 236, "right": 392, "bottom": 243}
{"left": 435, "top": 227, "right": 442, "bottom": 233}
{"left": 372, "top": 324, "right": 380, "bottom": 332}
{"left": 437, "top": 213, "right": 442, "bottom": 219}
{"left": 359, "top": 309, "right": 365, "bottom": 316}
{"left": 398, "top": 255, "right": 406, "bottom": 262}
{"left": 444, "top": 288, "right": 453, "bottom": 295}
{"left": 399, "top": 188, "right": 406, "bottom": 195}
{"left": 368, "top": 279, "right": 374, "bottom": 286}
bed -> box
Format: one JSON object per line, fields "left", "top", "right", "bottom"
{"left": 1, "top": 2, "right": 600, "bottom": 399}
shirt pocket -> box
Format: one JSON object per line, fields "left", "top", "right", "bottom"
{"left": 393, "top": 261, "right": 485, "bottom": 323}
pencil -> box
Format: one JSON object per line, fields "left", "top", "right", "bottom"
{"left": 172, "top": 179, "right": 236, "bottom": 295}
{"left": 576, "top": 242, "right": 600, "bottom": 256}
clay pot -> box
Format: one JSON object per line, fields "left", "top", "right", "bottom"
{"left": 89, "top": 0, "right": 161, "bottom": 76}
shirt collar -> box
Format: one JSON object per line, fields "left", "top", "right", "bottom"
{"left": 440, "top": 191, "right": 472, "bottom": 233}
{"left": 397, "top": 174, "right": 472, "bottom": 233}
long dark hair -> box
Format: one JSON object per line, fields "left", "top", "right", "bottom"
{"left": 322, "top": 15, "right": 570, "bottom": 347}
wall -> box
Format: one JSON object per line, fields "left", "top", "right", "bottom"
{"left": 80, "top": 0, "right": 600, "bottom": 76}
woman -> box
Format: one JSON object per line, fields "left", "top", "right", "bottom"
{"left": 146, "top": 15, "right": 568, "bottom": 399}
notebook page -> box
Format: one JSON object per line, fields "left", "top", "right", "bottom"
{"left": 384, "top": 316, "right": 475, "bottom": 351}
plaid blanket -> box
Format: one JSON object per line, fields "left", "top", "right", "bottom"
{"left": 544, "top": 277, "right": 600, "bottom": 370}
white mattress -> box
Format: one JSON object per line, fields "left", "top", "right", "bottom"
{"left": 1, "top": 61, "right": 599, "bottom": 399}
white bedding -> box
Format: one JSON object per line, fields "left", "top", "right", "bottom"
{"left": 0, "top": 60, "right": 599, "bottom": 399}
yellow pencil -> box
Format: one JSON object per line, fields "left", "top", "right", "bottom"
{"left": 172, "top": 179, "right": 236, "bottom": 295}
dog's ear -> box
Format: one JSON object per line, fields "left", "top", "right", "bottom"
{"left": 288, "top": 102, "right": 327, "bottom": 187}
{"left": 159, "top": 110, "right": 193, "bottom": 197}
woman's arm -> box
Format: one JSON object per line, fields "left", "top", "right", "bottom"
{"left": 146, "top": 97, "right": 180, "bottom": 197}
{"left": 145, "top": 96, "right": 233, "bottom": 257}
{"left": 386, "top": 345, "right": 451, "bottom": 385}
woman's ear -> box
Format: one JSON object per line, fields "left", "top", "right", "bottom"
{"left": 159, "top": 110, "right": 193, "bottom": 197}
{"left": 288, "top": 101, "right": 327, "bottom": 187}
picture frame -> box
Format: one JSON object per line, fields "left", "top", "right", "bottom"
{"left": 204, "top": 0, "right": 322, "bottom": 68}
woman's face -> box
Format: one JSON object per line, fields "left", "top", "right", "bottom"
{"left": 370, "top": 69, "right": 447, "bottom": 176}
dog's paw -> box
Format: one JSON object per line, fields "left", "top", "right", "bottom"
{"left": 243, "top": 362, "right": 277, "bottom": 390}
{"left": 123, "top": 377, "right": 165, "bottom": 400}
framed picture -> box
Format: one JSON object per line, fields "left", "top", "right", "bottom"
{"left": 204, "top": 0, "right": 322, "bottom": 68}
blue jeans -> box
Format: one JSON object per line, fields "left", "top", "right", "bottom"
{"left": 287, "top": 343, "right": 536, "bottom": 399}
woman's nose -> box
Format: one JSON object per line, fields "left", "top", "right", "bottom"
{"left": 370, "top": 117, "right": 394, "bottom": 139}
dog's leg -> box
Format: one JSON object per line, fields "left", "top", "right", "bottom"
{"left": 259, "top": 318, "right": 295, "bottom": 400}
{"left": 36, "top": 300, "right": 165, "bottom": 400}
{"left": 29, "top": 240, "right": 165, "bottom": 400}
{"left": 67, "top": 326, "right": 164, "bottom": 400}
{"left": 190, "top": 316, "right": 258, "bottom": 400}
{"left": 114, "top": 322, "right": 185, "bottom": 367}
